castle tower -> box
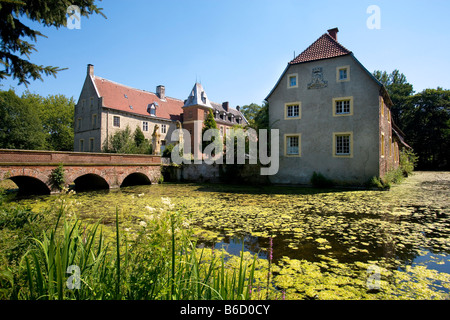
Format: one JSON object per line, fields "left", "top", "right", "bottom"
{"left": 182, "top": 83, "right": 214, "bottom": 158}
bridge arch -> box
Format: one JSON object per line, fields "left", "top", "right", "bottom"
{"left": 120, "top": 172, "right": 151, "bottom": 188}
{"left": 73, "top": 173, "right": 109, "bottom": 192}
{"left": 7, "top": 176, "right": 51, "bottom": 195}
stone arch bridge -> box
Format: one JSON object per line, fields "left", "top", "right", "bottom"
{"left": 0, "top": 149, "right": 162, "bottom": 195}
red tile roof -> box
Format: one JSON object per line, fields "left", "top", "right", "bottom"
{"left": 93, "top": 76, "right": 184, "bottom": 121}
{"left": 289, "top": 33, "right": 351, "bottom": 65}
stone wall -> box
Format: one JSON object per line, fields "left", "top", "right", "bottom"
{"left": 162, "top": 163, "right": 270, "bottom": 185}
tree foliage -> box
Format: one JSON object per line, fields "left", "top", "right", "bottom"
{"left": 402, "top": 88, "right": 450, "bottom": 170}
{"left": 103, "top": 125, "right": 152, "bottom": 155}
{"left": 240, "top": 102, "right": 269, "bottom": 130}
{"left": 0, "top": 89, "right": 46, "bottom": 149}
{"left": 0, "top": 0, "right": 105, "bottom": 86}
{"left": 21, "top": 91, "right": 75, "bottom": 151}
{"left": 373, "top": 69, "right": 414, "bottom": 127}
{"left": 374, "top": 70, "right": 450, "bottom": 170}
{"left": 202, "top": 109, "right": 220, "bottom": 153}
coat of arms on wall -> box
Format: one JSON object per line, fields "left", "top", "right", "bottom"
{"left": 307, "top": 67, "right": 328, "bottom": 89}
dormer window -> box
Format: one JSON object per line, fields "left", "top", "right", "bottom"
{"left": 147, "top": 102, "right": 158, "bottom": 116}
{"left": 201, "top": 92, "right": 207, "bottom": 104}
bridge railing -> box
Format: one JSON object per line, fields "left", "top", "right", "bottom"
{"left": 0, "top": 149, "right": 161, "bottom": 165}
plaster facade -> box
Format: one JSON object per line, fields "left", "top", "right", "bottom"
{"left": 266, "top": 29, "right": 403, "bottom": 185}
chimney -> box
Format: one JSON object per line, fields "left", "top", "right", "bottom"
{"left": 156, "top": 85, "right": 165, "bottom": 99}
{"left": 236, "top": 106, "right": 240, "bottom": 111}
{"left": 222, "top": 101, "right": 229, "bottom": 111}
{"left": 327, "top": 27, "right": 339, "bottom": 41}
{"left": 87, "top": 64, "right": 94, "bottom": 76}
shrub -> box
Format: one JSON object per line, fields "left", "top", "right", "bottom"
{"left": 162, "top": 143, "right": 174, "bottom": 158}
{"left": 310, "top": 172, "right": 334, "bottom": 188}
{"left": 49, "top": 164, "right": 65, "bottom": 191}
{"left": 367, "top": 176, "right": 385, "bottom": 189}
{"left": 400, "top": 149, "right": 418, "bottom": 176}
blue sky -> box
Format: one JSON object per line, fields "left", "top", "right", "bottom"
{"left": 2, "top": 0, "right": 449, "bottom": 108}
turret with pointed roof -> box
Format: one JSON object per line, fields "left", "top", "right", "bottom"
{"left": 183, "top": 83, "right": 213, "bottom": 109}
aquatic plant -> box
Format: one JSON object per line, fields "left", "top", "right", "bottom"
{"left": 13, "top": 199, "right": 261, "bottom": 300}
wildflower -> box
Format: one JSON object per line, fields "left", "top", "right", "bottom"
{"left": 161, "top": 197, "right": 174, "bottom": 209}
{"left": 145, "top": 206, "right": 156, "bottom": 212}
{"left": 139, "top": 220, "right": 147, "bottom": 227}
{"left": 182, "top": 219, "right": 190, "bottom": 228}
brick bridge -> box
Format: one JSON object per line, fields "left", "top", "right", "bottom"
{"left": 0, "top": 149, "right": 161, "bottom": 195}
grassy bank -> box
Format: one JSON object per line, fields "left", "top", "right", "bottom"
{"left": 0, "top": 193, "right": 279, "bottom": 300}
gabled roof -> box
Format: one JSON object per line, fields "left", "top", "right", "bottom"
{"left": 92, "top": 76, "right": 184, "bottom": 121}
{"left": 289, "top": 32, "right": 351, "bottom": 65}
{"left": 183, "top": 82, "right": 213, "bottom": 109}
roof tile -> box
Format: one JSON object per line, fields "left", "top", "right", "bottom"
{"left": 93, "top": 76, "right": 184, "bottom": 121}
{"left": 289, "top": 33, "right": 351, "bottom": 65}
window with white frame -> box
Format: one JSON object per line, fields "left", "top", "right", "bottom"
{"left": 285, "top": 102, "right": 301, "bottom": 119}
{"left": 288, "top": 73, "right": 298, "bottom": 88}
{"left": 335, "top": 100, "right": 350, "bottom": 114}
{"left": 285, "top": 135, "right": 300, "bottom": 156}
{"left": 333, "top": 97, "right": 353, "bottom": 116}
{"left": 161, "top": 124, "right": 167, "bottom": 134}
{"left": 334, "top": 133, "right": 351, "bottom": 156}
{"left": 143, "top": 121, "right": 148, "bottom": 132}
{"left": 336, "top": 66, "right": 350, "bottom": 82}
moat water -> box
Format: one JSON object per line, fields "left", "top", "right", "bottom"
{"left": 6, "top": 171, "right": 450, "bottom": 299}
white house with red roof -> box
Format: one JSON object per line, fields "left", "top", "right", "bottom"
{"left": 266, "top": 28, "right": 408, "bottom": 185}
{"left": 74, "top": 64, "right": 246, "bottom": 154}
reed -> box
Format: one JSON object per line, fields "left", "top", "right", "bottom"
{"left": 19, "top": 205, "right": 259, "bottom": 300}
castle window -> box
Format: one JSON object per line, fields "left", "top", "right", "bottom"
{"left": 143, "top": 121, "right": 148, "bottom": 132}
{"left": 285, "top": 134, "right": 301, "bottom": 156}
{"left": 333, "top": 132, "right": 353, "bottom": 157}
{"left": 336, "top": 66, "right": 350, "bottom": 82}
{"left": 333, "top": 97, "right": 353, "bottom": 116}
{"left": 285, "top": 102, "right": 301, "bottom": 119}
{"left": 79, "top": 139, "right": 84, "bottom": 152}
{"left": 113, "top": 116, "right": 120, "bottom": 127}
{"left": 287, "top": 73, "right": 298, "bottom": 88}
{"left": 89, "top": 138, "right": 95, "bottom": 152}
{"left": 336, "top": 100, "right": 350, "bottom": 114}
{"left": 161, "top": 124, "right": 167, "bottom": 134}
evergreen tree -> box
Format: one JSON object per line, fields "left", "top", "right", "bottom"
{"left": 0, "top": 0, "right": 105, "bottom": 86}
{"left": 202, "top": 109, "right": 220, "bottom": 154}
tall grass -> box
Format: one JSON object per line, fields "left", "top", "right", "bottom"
{"left": 18, "top": 204, "right": 259, "bottom": 300}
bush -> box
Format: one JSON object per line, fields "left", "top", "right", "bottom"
{"left": 310, "top": 172, "right": 334, "bottom": 188}
{"left": 400, "top": 149, "right": 418, "bottom": 177}
{"left": 49, "top": 164, "right": 65, "bottom": 191}
{"left": 162, "top": 143, "right": 174, "bottom": 158}
{"left": 367, "top": 176, "right": 385, "bottom": 189}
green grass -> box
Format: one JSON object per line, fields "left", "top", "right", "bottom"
{"left": 3, "top": 201, "right": 265, "bottom": 300}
